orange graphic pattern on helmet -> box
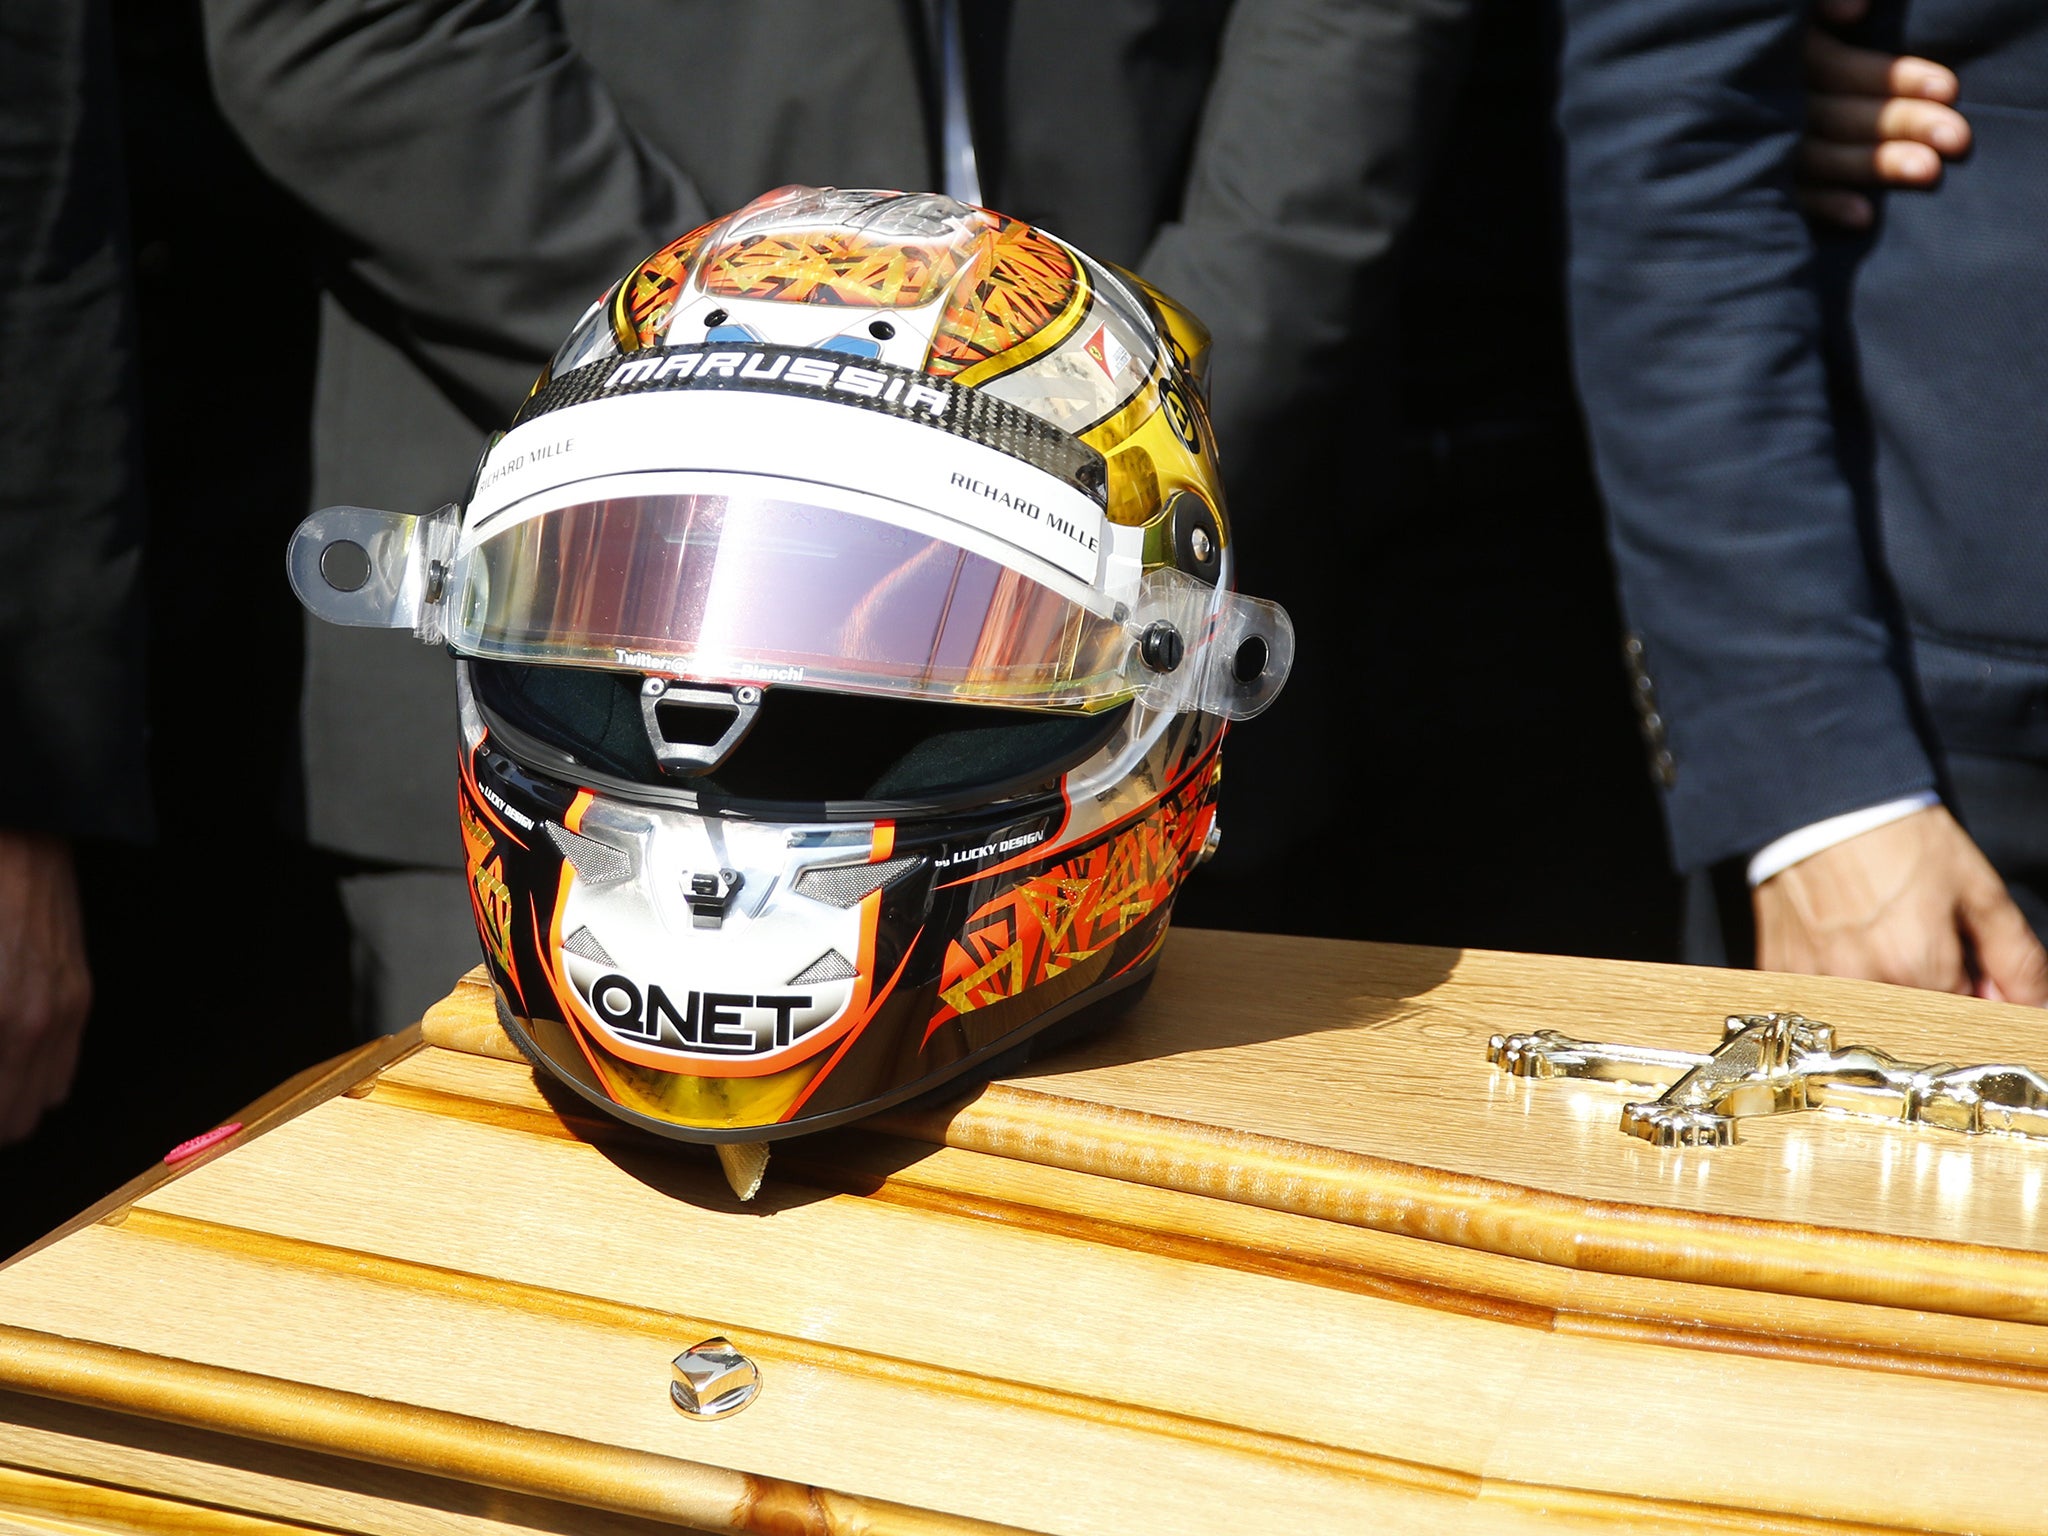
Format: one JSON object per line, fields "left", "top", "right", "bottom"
{"left": 928, "top": 219, "right": 1079, "bottom": 379}
{"left": 621, "top": 223, "right": 716, "bottom": 348}
{"left": 700, "top": 230, "right": 966, "bottom": 308}
{"left": 458, "top": 782, "right": 515, "bottom": 977}
{"left": 930, "top": 770, "right": 1210, "bottom": 1022}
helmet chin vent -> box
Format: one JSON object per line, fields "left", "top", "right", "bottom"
{"left": 546, "top": 823, "right": 633, "bottom": 886}
{"left": 789, "top": 949, "right": 860, "bottom": 986}
{"left": 562, "top": 925, "right": 616, "bottom": 965}
{"left": 794, "top": 855, "right": 928, "bottom": 909}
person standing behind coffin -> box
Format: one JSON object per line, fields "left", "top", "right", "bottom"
{"left": 0, "top": 0, "right": 354, "bottom": 1260}
{"left": 1559, "top": 0, "right": 2048, "bottom": 998}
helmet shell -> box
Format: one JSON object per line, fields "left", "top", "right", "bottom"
{"left": 459, "top": 187, "right": 1245, "bottom": 1140}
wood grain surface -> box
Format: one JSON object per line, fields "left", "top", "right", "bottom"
{"left": 6, "top": 931, "right": 2048, "bottom": 1533}
{"left": 422, "top": 931, "right": 2048, "bottom": 1312}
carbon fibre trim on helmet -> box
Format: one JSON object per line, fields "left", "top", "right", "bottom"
{"left": 511, "top": 344, "right": 1108, "bottom": 508}
{"left": 544, "top": 822, "right": 633, "bottom": 886}
{"left": 791, "top": 854, "right": 928, "bottom": 910}
{"left": 562, "top": 925, "right": 616, "bottom": 966}
{"left": 788, "top": 948, "right": 860, "bottom": 986}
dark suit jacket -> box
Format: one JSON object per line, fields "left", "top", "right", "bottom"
{"left": 1559, "top": 0, "right": 2048, "bottom": 873}
{"left": 0, "top": 0, "right": 148, "bottom": 841}
{"left": 199, "top": 0, "right": 1472, "bottom": 868}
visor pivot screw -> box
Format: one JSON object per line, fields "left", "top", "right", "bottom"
{"left": 642, "top": 676, "right": 668, "bottom": 697}
{"left": 703, "top": 309, "right": 728, "bottom": 327}
{"left": 1190, "top": 526, "right": 1214, "bottom": 563}
{"left": 735, "top": 685, "right": 763, "bottom": 706}
{"left": 1140, "top": 621, "right": 1185, "bottom": 674}
{"left": 423, "top": 559, "right": 447, "bottom": 604}
{"left": 670, "top": 1337, "right": 760, "bottom": 1419}
{"left": 868, "top": 319, "right": 896, "bottom": 340}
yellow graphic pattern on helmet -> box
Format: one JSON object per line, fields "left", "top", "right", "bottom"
{"left": 702, "top": 230, "right": 966, "bottom": 308}
{"left": 1068, "top": 275, "right": 1221, "bottom": 532}
{"left": 525, "top": 1009, "right": 831, "bottom": 1131}
{"left": 936, "top": 220, "right": 1086, "bottom": 379}
{"left": 599, "top": 1049, "right": 831, "bottom": 1130}
{"left": 611, "top": 223, "right": 717, "bottom": 352}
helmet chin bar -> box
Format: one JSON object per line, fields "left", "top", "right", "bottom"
{"left": 287, "top": 503, "right": 459, "bottom": 642}
{"left": 639, "top": 679, "right": 764, "bottom": 777}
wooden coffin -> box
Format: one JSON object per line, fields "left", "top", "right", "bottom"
{"left": 6, "top": 929, "right": 2048, "bottom": 1534}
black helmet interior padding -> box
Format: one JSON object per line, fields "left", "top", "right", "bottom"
{"left": 468, "top": 660, "right": 1129, "bottom": 810}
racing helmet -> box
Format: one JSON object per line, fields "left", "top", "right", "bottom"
{"left": 290, "top": 186, "right": 1292, "bottom": 1164}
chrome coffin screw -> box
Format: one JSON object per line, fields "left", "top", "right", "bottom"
{"left": 670, "top": 1337, "right": 760, "bottom": 1419}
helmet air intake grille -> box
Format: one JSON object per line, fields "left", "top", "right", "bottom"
{"left": 792, "top": 855, "right": 927, "bottom": 909}
{"left": 546, "top": 823, "right": 633, "bottom": 886}
{"left": 788, "top": 948, "right": 860, "bottom": 986}
{"left": 562, "top": 925, "right": 617, "bottom": 966}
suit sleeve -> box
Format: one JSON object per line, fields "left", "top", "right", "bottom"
{"left": 202, "top": 0, "right": 710, "bottom": 424}
{"left": 1139, "top": 0, "right": 1475, "bottom": 494}
{"left": 1557, "top": 0, "right": 1935, "bottom": 872}
{"left": 0, "top": 0, "right": 151, "bottom": 841}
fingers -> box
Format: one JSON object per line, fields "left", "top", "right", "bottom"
{"left": 1799, "top": 29, "right": 1969, "bottom": 205}
{"left": 0, "top": 1015, "right": 57, "bottom": 1145}
{"left": 0, "top": 967, "right": 88, "bottom": 1147}
{"left": 1753, "top": 806, "right": 2048, "bottom": 1006}
{"left": 1756, "top": 884, "right": 1972, "bottom": 992}
{"left": 1959, "top": 876, "right": 2048, "bottom": 1007}
{"left": 1808, "top": 92, "right": 1971, "bottom": 156}
{"left": 0, "top": 987, "right": 51, "bottom": 1146}
{"left": 1752, "top": 807, "right": 1978, "bottom": 994}
{"left": 26, "top": 964, "right": 88, "bottom": 1127}
{"left": 1805, "top": 27, "right": 1959, "bottom": 103}
{"left": 0, "top": 1038, "right": 36, "bottom": 1146}
{"left": 1797, "top": 185, "right": 1875, "bottom": 229}
{"left": 1797, "top": 135, "right": 1945, "bottom": 189}
{"left": 0, "top": 832, "right": 92, "bottom": 1147}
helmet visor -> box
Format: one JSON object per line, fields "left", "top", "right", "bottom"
{"left": 448, "top": 478, "right": 1135, "bottom": 709}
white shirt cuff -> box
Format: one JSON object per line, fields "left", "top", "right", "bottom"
{"left": 1746, "top": 791, "right": 1941, "bottom": 887}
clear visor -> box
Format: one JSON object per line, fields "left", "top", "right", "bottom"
{"left": 289, "top": 487, "right": 1292, "bottom": 718}
{"left": 454, "top": 486, "right": 1136, "bottom": 709}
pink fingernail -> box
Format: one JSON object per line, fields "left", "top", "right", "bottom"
{"left": 165, "top": 1123, "right": 243, "bottom": 1164}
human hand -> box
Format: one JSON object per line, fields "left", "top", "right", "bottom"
{"left": 1800, "top": 0, "right": 1971, "bottom": 229}
{"left": 1754, "top": 805, "right": 2048, "bottom": 1002}
{"left": 0, "top": 832, "right": 91, "bottom": 1144}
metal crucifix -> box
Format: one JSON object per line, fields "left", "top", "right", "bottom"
{"left": 1487, "top": 1011, "right": 2048, "bottom": 1148}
